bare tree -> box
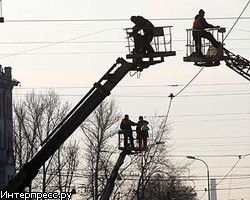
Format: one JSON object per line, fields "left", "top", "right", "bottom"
{"left": 49, "top": 140, "right": 80, "bottom": 193}
{"left": 144, "top": 173, "right": 197, "bottom": 200}
{"left": 110, "top": 116, "right": 197, "bottom": 200}
{"left": 13, "top": 89, "right": 79, "bottom": 193}
{"left": 78, "top": 107, "right": 196, "bottom": 200}
{"left": 80, "top": 99, "right": 121, "bottom": 200}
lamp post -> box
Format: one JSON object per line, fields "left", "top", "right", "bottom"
{"left": 187, "top": 156, "right": 210, "bottom": 200}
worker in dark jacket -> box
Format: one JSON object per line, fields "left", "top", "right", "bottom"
{"left": 129, "top": 16, "right": 155, "bottom": 54}
{"left": 193, "top": 9, "right": 221, "bottom": 56}
{"left": 120, "top": 114, "right": 137, "bottom": 147}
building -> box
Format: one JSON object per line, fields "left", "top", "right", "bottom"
{"left": 211, "top": 178, "right": 217, "bottom": 200}
{"left": 0, "top": 66, "right": 19, "bottom": 189}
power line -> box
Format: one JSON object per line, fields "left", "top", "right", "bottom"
{"left": 169, "top": 135, "right": 250, "bottom": 140}
{"left": 215, "top": 154, "right": 250, "bottom": 187}
{"left": 167, "top": 154, "right": 250, "bottom": 158}
{"left": 1, "top": 47, "right": 250, "bottom": 56}
{"left": 196, "top": 186, "right": 250, "bottom": 192}
{"left": 12, "top": 82, "right": 249, "bottom": 89}
{"left": 12, "top": 91, "right": 250, "bottom": 96}
{"left": 224, "top": 0, "right": 250, "bottom": 41}
{"left": 175, "top": 143, "right": 250, "bottom": 148}
{"left": 0, "top": 27, "right": 121, "bottom": 59}
{"left": 0, "top": 38, "right": 249, "bottom": 45}
{"left": 113, "top": 92, "right": 250, "bottom": 98}
{"left": 4, "top": 17, "right": 250, "bottom": 23}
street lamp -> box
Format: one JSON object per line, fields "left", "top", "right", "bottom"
{"left": 187, "top": 156, "right": 210, "bottom": 200}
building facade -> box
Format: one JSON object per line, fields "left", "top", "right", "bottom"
{"left": 0, "top": 66, "right": 19, "bottom": 189}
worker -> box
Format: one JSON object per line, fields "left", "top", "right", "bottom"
{"left": 129, "top": 16, "right": 155, "bottom": 54}
{"left": 120, "top": 114, "right": 137, "bottom": 148}
{"left": 136, "top": 116, "right": 149, "bottom": 149}
{"left": 193, "top": 9, "right": 221, "bottom": 57}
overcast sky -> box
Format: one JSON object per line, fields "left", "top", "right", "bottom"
{"left": 1, "top": 0, "right": 250, "bottom": 199}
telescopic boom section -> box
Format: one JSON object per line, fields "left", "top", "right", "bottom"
{"left": 100, "top": 149, "right": 128, "bottom": 200}
{"left": 223, "top": 48, "right": 250, "bottom": 81}
{"left": 4, "top": 58, "right": 149, "bottom": 193}
{"left": 4, "top": 24, "right": 176, "bottom": 194}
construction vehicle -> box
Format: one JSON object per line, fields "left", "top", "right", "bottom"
{"left": 4, "top": 24, "right": 249, "bottom": 199}
{"left": 3, "top": 26, "right": 176, "bottom": 198}
{"left": 101, "top": 27, "right": 250, "bottom": 200}
{"left": 183, "top": 27, "right": 250, "bottom": 81}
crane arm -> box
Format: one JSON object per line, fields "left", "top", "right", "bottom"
{"left": 100, "top": 149, "right": 128, "bottom": 200}
{"left": 223, "top": 48, "right": 250, "bottom": 81}
{"left": 4, "top": 58, "right": 142, "bottom": 193}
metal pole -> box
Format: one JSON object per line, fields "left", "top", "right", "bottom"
{"left": 141, "top": 154, "right": 144, "bottom": 200}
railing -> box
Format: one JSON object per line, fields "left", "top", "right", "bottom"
{"left": 125, "top": 26, "right": 174, "bottom": 55}
{"left": 185, "top": 27, "right": 225, "bottom": 58}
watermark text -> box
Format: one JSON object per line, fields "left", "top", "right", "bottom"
{"left": 0, "top": 191, "right": 72, "bottom": 200}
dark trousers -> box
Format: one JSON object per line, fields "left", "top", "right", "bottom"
{"left": 133, "top": 33, "right": 154, "bottom": 53}
{"left": 137, "top": 131, "right": 148, "bottom": 148}
{"left": 124, "top": 131, "right": 134, "bottom": 147}
{"left": 193, "top": 30, "right": 220, "bottom": 56}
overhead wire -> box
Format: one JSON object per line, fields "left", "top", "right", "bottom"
{"left": 199, "top": 191, "right": 206, "bottom": 200}
{"left": 4, "top": 17, "right": 250, "bottom": 23}
{"left": 170, "top": 0, "right": 250, "bottom": 103}
{"left": 202, "top": 1, "right": 250, "bottom": 191}
{"left": 196, "top": 153, "right": 250, "bottom": 199}
{"left": 1, "top": 38, "right": 249, "bottom": 45}
{"left": 215, "top": 154, "right": 250, "bottom": 187}
{"left": 11, "top": 82, "right": 249, "bottom": 89}
{"left": 224, "top": 0, "right": 250, "bottom": 41}
{"left": 163, "top": 0, "right": 250, "bottom": 142}
{"left": 167, "top": 2, "right": 250, "bottom": 198}
{"left": 149, "top": 67, "right": 207, "bottom": 151}
{"left": 0, "top": 16, "right": 249, "bottom": 58}
{"left": 2, "top": 4, "right": 249, "bottom": 200}
{"left": 0, "top": 27, "right": 122, "bottom": 60}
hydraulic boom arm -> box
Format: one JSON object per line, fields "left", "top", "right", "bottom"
{"left": 223, "top": 48, "right": 250, "bottom": 81}
{"left": 4, "top": 58, "right": 146, "bottom": 193}
{"left": 100, "top": 149, "right": 128, "bottom": 200}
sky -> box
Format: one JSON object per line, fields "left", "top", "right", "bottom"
{"left": 1, "top": 0, "right": 250, "bottom": 199}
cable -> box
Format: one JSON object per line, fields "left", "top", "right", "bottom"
{"left": 0, "top": 27, "right": 122, "bottom": 60}
{"left": 174, "top": 67, "right": 205, "bottom": 97}
{"left": 198, "top": 155, "right": 249, "bottom": 199}
{"left": 224, "top": 0, "right": 250, "bottom": 41}
{"left": 4, "top": 17, "right": 250, "bottom": 23}
{"left": 11, "top": 82, "right": 249, "bottom": 89}
{"left": 167, "top": 154, "right": 250, "bottom": 158}
{"left": 142, "top": 63, "right": 208, "bottom": 150}
{"left": 216, "top": 154, "right": 250, "bottom": 187}
{"left": 199, "top": 191, "right": 206, "bottom": 200}
{"left": 0, "top": 38, "right": 249, "bottom": 45}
